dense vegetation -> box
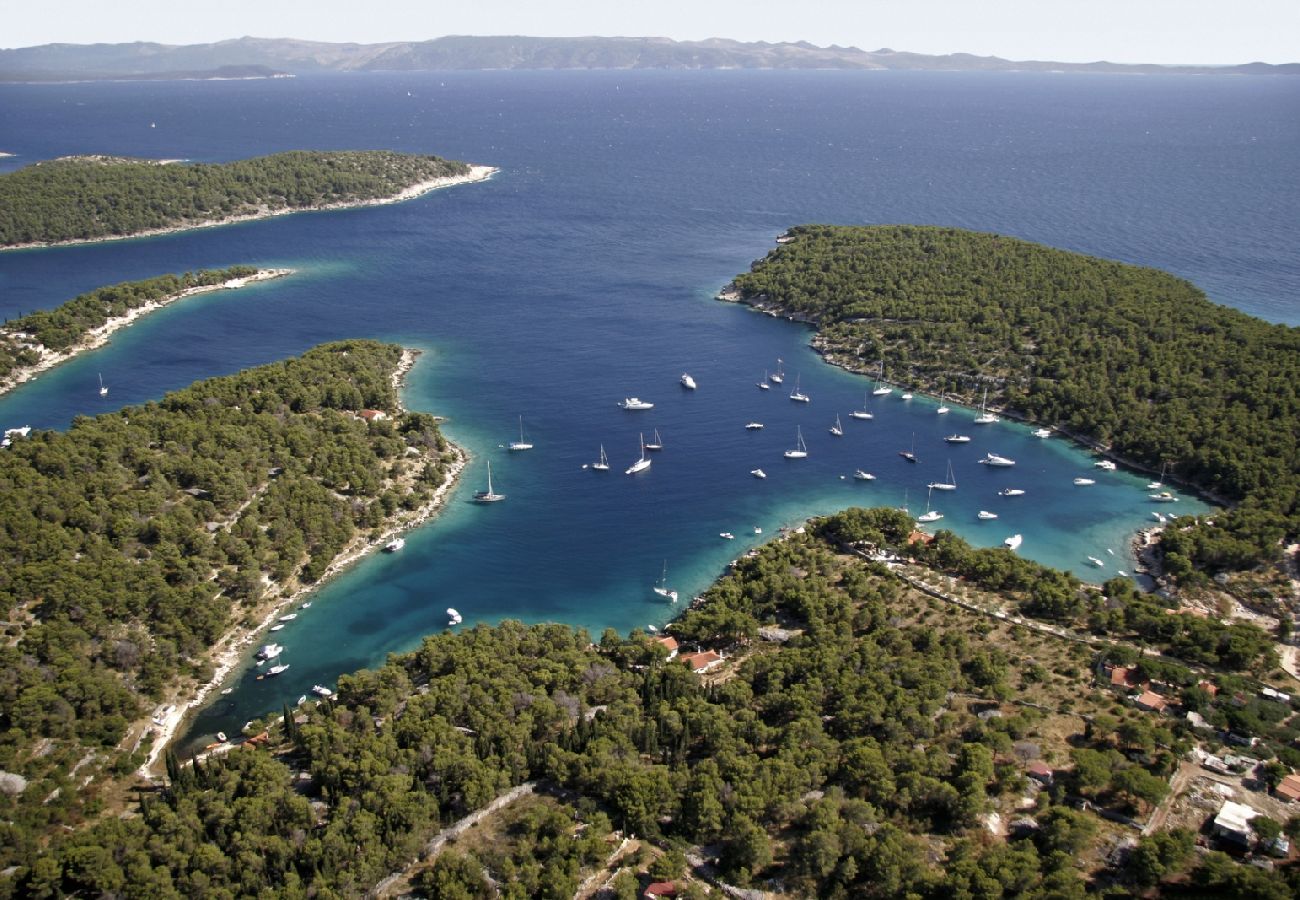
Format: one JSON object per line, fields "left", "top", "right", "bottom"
{"left": 13, "top": 510, "right": 1296, "bottom": 898}
{"left": 0, "top": 150, "right": 470, "bottom": 246}
{"left": 729, "top": 225, "right": 1300, "bottom": 574}
{"left": 0, "top": 340, "right": 454, "bottom": 875}
{"left": 0, "top": 267, "right": 257, "bottom": 380}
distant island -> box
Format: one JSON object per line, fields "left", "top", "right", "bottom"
{"left": 1, "top": 35, "right": 1295, "bottom": 81}
{"left": 0, "top": 150, "right": 494, "bottom": 248}
{"left": 723, "top": 225, "right": 1300, "bottom": 590}
{"left": 0, "top": 267, "right": 290, "bottom": 396}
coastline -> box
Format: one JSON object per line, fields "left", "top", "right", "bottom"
{"left": 140, "top": 347, "right": 466, "bottom": 775}
{"left": 0, "top": 267, "right": 294, "bottom": 398}
{"left": 1, "top": 164, "right": 498, "bottom": 252}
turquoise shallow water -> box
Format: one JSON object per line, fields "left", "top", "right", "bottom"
{"left": 0, "top": 70, "right": 1291, "bottom": 745}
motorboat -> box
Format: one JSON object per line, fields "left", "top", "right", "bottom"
{"left": 745, "top": 422, "right": 764, "bottom": 430}
{"left": 980, "top": 452, "right": 1016, "bottom": 467}
{"left": 1004, "top": 534, "right": 1023, "bottom": 550}
{"left": 977, "top": 510, "right": 998, "bottom": 520}
{"left": 751, "top": 468, "right": 767, "bottom": 479}
{"left": 680, "top": 373, "right": 697, "bottom": 390}
{"left": 999, "top": 488, "right": 1025, "bottom": 497}
{"left": 265, "top": 664, "right": 290, "bottom": 677}
{"left": 256, "top": 643, "right": 283, "bottom": 661}
{"left": 447, "top": 607, "right": 463, "bottom": 625}
{"left": 720, "top": 532, "right": 735, "bottom": 540}
{"left": 901, "top": 392, "right": 913, "bottom": 400}
{"left": 312, "top": 685, "right": 334, "bottom": 698}
{"left": 473, "top": 460, "right": 507, "bottom": 501}
{"left": 619, "top": 397, "right": 654, "bottom": 410}
{"left": 853, "top": 470, "right": 876, "bottom": 481}
{"left": 1073, "top": 477, "right": 1095, "bottom": 486}
{"left": 1087, "top": 556, "right": 1105, "bottom": 567}
{"left": 1094, "top": 460, "right": 1117, "bottom": 471}
{"left": 944, "top": 434, "right": 971, "bottom": 444}
{"left": 625, "top": 434, "right": 652, "bottom": 475}
{"left": 384, "top": 537, "right": 405, "bottom": 552}
{"left": 278, "top": 613, "right": 297, "bottom": 622}
{"left": 783, "top": 426, "right": 808, "bottom": 459}
{"left": 1149, "top": 491, "right": 1178, "bottom": 502}
{"left": 1032, "top": 428, "right": 1052, "bottom": 438}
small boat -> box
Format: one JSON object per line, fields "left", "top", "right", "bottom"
{"left": 854, "top": 469, "right": 875, "bottom": 481}
{"left": 789, "top": 374, "right": 810, "bottom": 403}
{"left": 753, "top": 526, "right": 762, "bottom": 534}
{"left": 1094, "top": 460, "right": 1117, "bottom": 471}
{"left": 647, "top": 625, "right": 658, "bottom": 633}
{"left": 936, "top": 392, "right": 950, "bottom": 415}
{"left": 473, "top": 460, "right": 507, "bottom": 502}
{"left": 1073, "top": 477, "right": 1095, "bottom": 486}
{"left": 312, "top": 684, "right": 334, "bottom": 697}
{"left": 899, "top": 433, "right": 918, "bottom": 463}
{"left": 591, "top": 445, "right": 610, "bottom": 471}
{"left": 508, "top": 415, "right": 534, "bottom": 451}
{"left": 916, "top": 486, "right": 943, "bottom": 523}
{"left": 901, "top": 392, "right": 913, "bottom": 400}
{"left": 978, "top": 510, "right": 998, "bottom": 520}
{"left": 720, "top": 532, "right": 735, "bottom": 540}
{"left": 1032, "top": 428, "right": 1052, "bottom": 438}
{"left": 619, "top": 397, "right": 654, "bottom": 410}
{"left": 383, "top": 537, "right": 405, "bottom": 552}
{"left": 1152, "top": 511, "right": 1167, "bottom": 523}
{"left": 1118, "top": 570, "right": 1129, "bottom": 577}
{"left": 266, "top": 663, "right": 290, "bottom": 676}
{"left": 973, "top": 387, "right": 999, "bottom": 424}
{"left": 751, "top": 468, "right": 767, "bottom": 479}
{"left": 221, "top": 688, "right": 233, "bottom": 695}
{"left": 301, "top": 602, "right": 311, "bottom": 609}
{"left": 1087, "top": 556, "right": 1105, "bottom": 567}
{"left": 980, "top": 452, "right": 1016, "bottom": 467}
{"left": 1149, "top": 491, "right": 1178, "bottom": 502}
{"left": 256, "top": 643, "right": 283, "bottom": 660}
{"left": 98, "top": 373, "right": 108, "bottom": 397}
{"left": 297, "top": 695, "right": 307, "bottom": 706}
{"left": 269, "top": 624, "right": 285, "bottom": 632}
{"left": 1004, "top": 534, "right": 1023, "bottom": 550}
{"left": 849, "top": 392, "right": 874, "bottom": 419}
{"left": 216, "top": 731, "right": 227, "bottom": 742}
{"left": 653, "top": 561, "right": 678, "bottom": 603}
{"left": 645, "top": 429, "right": 664, "bottom": 451}
{"left": 447, "top": 607, "right": 463, "bottom": 625}
{"left": 745, "top": 422, "right": 764, "bottom": 430}
{"left": 929, "top": 460, "right": 958, "bottom": 491}
{"left": 278, "top": 613, "right": 297, "bottom": 622}
{"left": 944, "top": 434, "right": 971, "bottom": 444}
{"left": 829, "top": 414, "right": 843, "bottom": 436}
{"left": 783, "top": 426, "right": 808, "bottom": 459}
{"left": 769, "top": 359, "right": 785, "bottom": 384}
{"left": 625, "top": 434, "right": 652, "bottom": 475}
{"left": 999, "top": 488, "right": 1025, "bottom": 497}
{"left": 680, "top": 373, "right": 697, "bottom": 390}
{"left": 871, "top": 360, "right": 892, "bottom": 396}
{"left": 1146, "top": 462, "right": 1167, "bottom": 490}
{"left": 757, "top": 371, "right": 771, "bottom": 390}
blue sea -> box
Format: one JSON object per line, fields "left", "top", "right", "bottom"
{"left": 0, "top": 71, "right": 1296, "bottom": 744}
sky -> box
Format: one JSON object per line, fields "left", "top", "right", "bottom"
{"left": 4, "top": 0, "right": 1296, "bottom": 65}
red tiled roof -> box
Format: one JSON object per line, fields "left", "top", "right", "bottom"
{"left": 1277, "top": 773, "right": 1300, "bottom": 802}
{"left": 654, "top": 636, "right": 679, "bottom": 652}
{"left": 1110, "top": 666, "right": 1134, "bottom": 687}
{"left": 1135, "top": 690, "right": 1168, "bottom": 712}
{"left": 680, "top": 650, "right": 723, "bottom": 672}
{"left": 645, "top": 882, "right": 677, "bottom": 898}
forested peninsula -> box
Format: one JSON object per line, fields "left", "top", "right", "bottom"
{"left": 0, "top": 150, "right": 491, "bottom": 248}
{"left": 723, "top": 225, "right": 1300, "bottom": 585}
{"left": 0, "top": 340, "right": 462, "bottom": 878}
{"left": 11, "top": 510, "right": 1298, "bottom": 897}
{"left": 0, "top": 266, "right": 289, "bottom": 395}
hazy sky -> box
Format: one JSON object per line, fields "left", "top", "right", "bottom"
{"left": 5, "top": 0, "right": 1296, "bottom": 65}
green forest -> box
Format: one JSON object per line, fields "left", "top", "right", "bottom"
{"left": 0, "top": 150, "right": 470, "bottom": 246}
{"left": 728, "top": 225, "right": 1299, "bottom": 576}
{"left": 0, "top": 340, "right": 455, "bottom": 876}
{"left": 0, "top": 267, "right": 258, "bottom": 379}
{"left": 11, "top": 510, "right": 1297, "bottom": 898}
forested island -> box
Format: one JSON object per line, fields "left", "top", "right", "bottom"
{"left": 0, "top": 150, "right": 491, "bottom": 248}
{"left": 723, "top": 225, "right": 1299, "bottom": 590}
{"left": 9, "top": 509, "right": 1297, "bottom": 897}
{"left": 0, "top": 340, "right": 462, "bottom": 883}
{"left": 0, "top": 267, "right": 289, "bottom": 395}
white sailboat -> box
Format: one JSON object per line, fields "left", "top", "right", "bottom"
{"left": 929, "top": 460, "right": 957, "bottom": 491}
{"left": 829, "top": 414, "right": 843, "bottom": 436}
{"left": 652, "top": 561, "right": 678, "bottom": 602}
{"left": 473, "top": 460, "right": 506, "bottom": 502}
{"left": 916, "top": 485, "right": 943, "bottom": 523}
{"left": 783, "top": 426, "right": 808, "bottom": 459}
{"left": 644, "top": 429, "right": 664, "bottom": 451}
{"left": 1146, "top": 462, "right": 1167, "bottom": 490}
{"left": 973, "top": 387, "right": 999, "bottom": 424}
{"left": 769, "top": 359, "right": 785, "bottom": 384}
{"left": 872, "top": 360, "right": 892, "bottom": 396}
{"left": 789, "top": 374, "right": 810, "bottom": 402}
{"left": 625, "top": 433, "right": 652, "bottom": 475}
{"left": 849, "top": 392, "right": 873, "bottom": 419}
{"left": 508, "top": 416, "right": 534, "bottom": 451}
{"left": 936, "top": 391, "right": 950, "bottom": 415}
{"left": 591, "top": 445, "right": 610, "bottom": 471}
{"left": 757, "top": 371, "right": 771, "bottom": 390}
{"left": 98, "top": 373, "right": 108, "bottom": 397}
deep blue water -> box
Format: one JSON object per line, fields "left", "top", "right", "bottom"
{"left": 0, "top": 71, "right": 1294, "bottom": 744}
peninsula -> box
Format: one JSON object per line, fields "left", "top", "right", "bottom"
{"left": 722, "top": 225, "right": 1300, "bottom": 588}
{"left": 0, "top": 266, "right": 291, "bottom": 397}
{"left": 0, "top": 150, "right": 495, "bottom": 249}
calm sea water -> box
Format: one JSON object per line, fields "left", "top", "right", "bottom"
{"left": 0, "top": 71, "right": 1294, "bottom": 744}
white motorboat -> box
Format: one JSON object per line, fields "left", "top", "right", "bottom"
{"left": 854, "top": 469, "right": 876, "bottom": 481}
{"left": 1094, "top": 460, "right": 1117, "bottom": 471}
{"left": 789, "top": 374, "right": 810, "bottom": 403}
{"left": 769, "top": 359, "right": 785, "bottom": 384}
{"left": 829, "top": 414, "right": 843, "bottom": 436}
{"left": 265, "top": 664, "right": 290, "bottom": 677}
{"left": 999, "top": 488, "right": 1025, "bottom": 497}
{"left": 977, "top": 510, "right": 998, "bottom": 520}
{"left": 944, "top": 434, "right": 971, "bottom": 444}
{"left": 98, "top": 373, "right": 108, "bottom": 397}
{"left": 270, "top": 624, "right": 285, "bottom": 632}
{"left": 653, "top": 561, "right": 678, "bottom": 602}
{"left": 447, "top": 607, "right": 463, "bottom": 625}
{"left": 1004, "top": 534, "right": 1023, "bottom": 550}
{"left": 1087, "top": 556, "right": 1105, "bottom": 567}
{"left": 620, "top": 397, "right": 654, "bottom": 410}
{"left": 751, "top": 468, "right": 767, "bottom": 479}
{"left": 745, "top": 422, "right": 764, "bottom": 430}
{"left": 871, "top": 360, "right": 892, "bottom": 396}
{"left": 508, "top": 415, "right": 534, "bottom": 451}
{"left": 278, "top": 613, "right": 297, "bottom": 622}
{"left": 1152, "top": 511, "right": 1167, "bottom": 523}
{"left": 645, "top": 428, "right": 664, "bottom": 451}
{"left": 473, "top": 460, "right": 507, "bottom": 502}
{"left": 980, "top": 452, "right": 1016, "bottom": 467}
{"left": 384, "top": 537, "right": 405, "bottom": 552}
{"left": 783, "top": 426, "right": 808, "bottom": 459}
{"left": 1032, "top": 428, "right": 1052, "bottom": 438}
{"left": 681, "top": 373, "right": 697, "bottom": 390}
{"left": 754, "top": 526, "right": 762, "bottom": 534}
{"left": 901, "top": 392, "right": 913, "bottom": 400}
{"left": 312, "top": 684, "right": 334, "bottom": 698}
{"left": 625, "top": 434, "right": 652, "bottom": 475}
{"left": 256, "top": 643, "right": 283, "bottom": 660}
{"left": 591, "top": 445, "right": 610, "bottom": 471}
{"left": 1149, "top": 491, "right": 1178, "bottom": 502}
{"left": 929, "top": 460, "right": 957, "bottom": 491}
{"left": 720, "top": 532, "right": 735, "bottom": 540}
{"left": 973, "top": 387, "right": 999, "bottom": 424}
{"left": 1073, "top": 477, "right": 1095, "bottom": 486}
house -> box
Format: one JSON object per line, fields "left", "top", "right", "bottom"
{"left": 1109, "top": 666, "right": 1137, "bottom": 688}
{"left": 358, "top": 409, "right": 388, "bottom": 422}
{"left": 907, "top": 530, "right": 935, "bottom": 546}
{"left": 1197, "top": 680, "right": 1219, "bottom": 697}
{"left": 679, "top": 650, "right": 724, "bottom": 673}
{"left": 644, "top": 882, "right": 677, "bottom": 899}
{"left": 1275, "top": 773, "right": 1300, "bottom": 803}
{"left": 1027, "top": 761, "right": 1054, "bottom": 785}
{"left": 1212, "top": 800, "right": 1258, "bottom": 847}
{"left": 653, "top": 636, "right": 679, "bottom": 660}
{"left": 1134, "top": 690, "right": 1169, "bottom": 713}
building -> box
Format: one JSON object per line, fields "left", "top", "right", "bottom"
{"left": 652, "top": 636, "right": 679, "bottom": 660}
{"left": 679, "top": 650, "right": 723, "bottom": 673}
{"left": 358, "top": 409, "right": 388, "bottom": 422}
{"left": 1134, "top": 690, "right": 1169, "bottom": 713}
{"left": 644, "top": 882, "right": 677, "bottom": 899}
{"left": 1275, "top": 773, "right": 1300, "bottom": 803}
{"left": 1027, "top": 761, "right": 1054, "bottom": 785}
{"left": 1212, "top": 800, "right": 1258, "bottom": 847}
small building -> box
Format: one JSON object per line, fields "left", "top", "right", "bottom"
{"left": 1275, "top": 773, "right": 1300, "bottom": 803}
{"left": 1109, "top": 666, "right": 1137, "bottom": 688}
{"left": 644, "top": 882, "right": 677, "bottom": 899}
{"left": 1026, "top": 761, "right": 1054, "bottom": 785}
{"left": 1134, "top": 690, "right": 1169, "bottom": 713}
{"left": 1197, "top": 679, "right": 1219, "bottom": 697}
{"left": 680, "top": 650, "right": 723, "bottom": 673}
{"left": 1212, "top": 800, "right": 1258, "bottom": 847}
{"left": 653, "top": 636, "right": 679, "bottom": 660}
{"left": 358, "top": 409, "right": 388, "bottom": 422}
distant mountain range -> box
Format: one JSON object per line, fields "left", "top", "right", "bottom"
{"left": 2, "top": 36, "right": 1295, "bottom": 82}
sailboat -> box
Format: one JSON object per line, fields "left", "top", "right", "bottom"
{"left": 783, "top": 426, "right": 808, "bottom": 459}
{"left": 899, "top": 433, "right": 918, "bottom": 463}
{"left": 936, "top": 392, "right": 950, "bottom": 415}
{"left": 916, "top": 485, "right": 943, "bottom": 523}
{"left": 849, "top": 392, "right": 873, "bottom": 420}
{"left": 872, "top": 360, "right": 892, "bottom": 396}
{"left": 644, "top": 429, "right": 664, "bottom": 451}
{"left": 973, "top": 387, "right": 999, "bottom": 424}
{"left": 473, "top": 461, "right": 506, "bottom": 502}
{"left": 508, "top": 416, "right": 533, "bottom": 451}
{"left": 769, "top": 359, "right": 785, "bottom": 385}
{"left": 591, "top": 445, "right": 610, "bottom": 471}
{"left": 1146, "top": 462, "right": 1167, "bottom": 490}
{"left": 625, "top": 433, "right": 652, "bottom": 475}
{"left": 829, "top": 414, "right": 843, "bottom": 436}
{"left": 929, "top": 460, "right": 957, "bottom": 491}
{"left": 789, "top": 374, "right": 810, "bottom": 402}
{"left": 757, "top": 370, "right": 771, "bottom": 390}
{"left": 98, "top": 373, "right": 108, "bottom": 397}
{"left": 652, "top": 561, "right": 678, "bottom": 602}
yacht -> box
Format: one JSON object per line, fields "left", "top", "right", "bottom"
{"left": 591, "top": 445, "right": 610, "bottom": 471}
{"left": 1073, "top": 477, "right": 1096, "bottom": 486}
{"left": 783, "top": 426, "right": 809, "bottom": 459}
{"left": 312, "top": 684, "right": 334, "bottom": 698}
{"left": 929, "top": 460, "right": 958, "bottom": 491}
{"left": 853, "top": 470, "right": 876, "bottom": 481}
{"left": 871, "top": 360, "right": 892, "bottom": 396}
{"left": 745, "top": 422, "right": 764, "bottom": 430}
{"left": 829, "top": 414, "right": 843, "bottom": 436}
{"left": 508, "top": 415, "right": 533, "bottom": 451}
{"left": 653, "top": 561, "right": 678, "bottom": 603}
{"left": 789, "top": 374, "right": 810, "bottom": 403}
{"left": 1004, "top": 534, "right": 1023, "bottom": 550}
{"left": 384, "top": 537, "right": 405, "bottom": 552}
{"left": 944, "top": 434, "right": 971, "bottom": 444}
{"left": 751, "top": 468, "right": 767, "bottom": 479}
{"left": 980, "top": 452, "right": 1016, "bottom": 467}
{"left": 1152, "top": 511, "right": 1167, "bottom": 523}
{"left": 999, "top": 488, "right": 1025, "bottom": 497}
{"left": 1032, "top": 428, "right": 1052, "bottom": 438}
{"left": 769, "top": 359, "right": 785, "bottom": 385}
{"left": 973, "top": 387, "right": 999, "bottom": 424}
{"left": 619, "top": 397, "right": 654, "bottom": 410}
{"left": 625, "top": 434, "right": 652, "bottom": 475}
{"left": 977, "top": 510, "right": 998, "bottom": 520}
{"left": 1149, "top": 491, "right": 1178, "bottom": 502}
{"left": 1094, "top": 460, "right": 1117, "bottom": 471}
{"left": 473, "top": 460, "right": 507, "bottom": 502}
{"left": 680, "top": 373, "right": 697, "bottom": 390}
{"left": 645, "top": 429, "right": 664, "bottom": 451}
